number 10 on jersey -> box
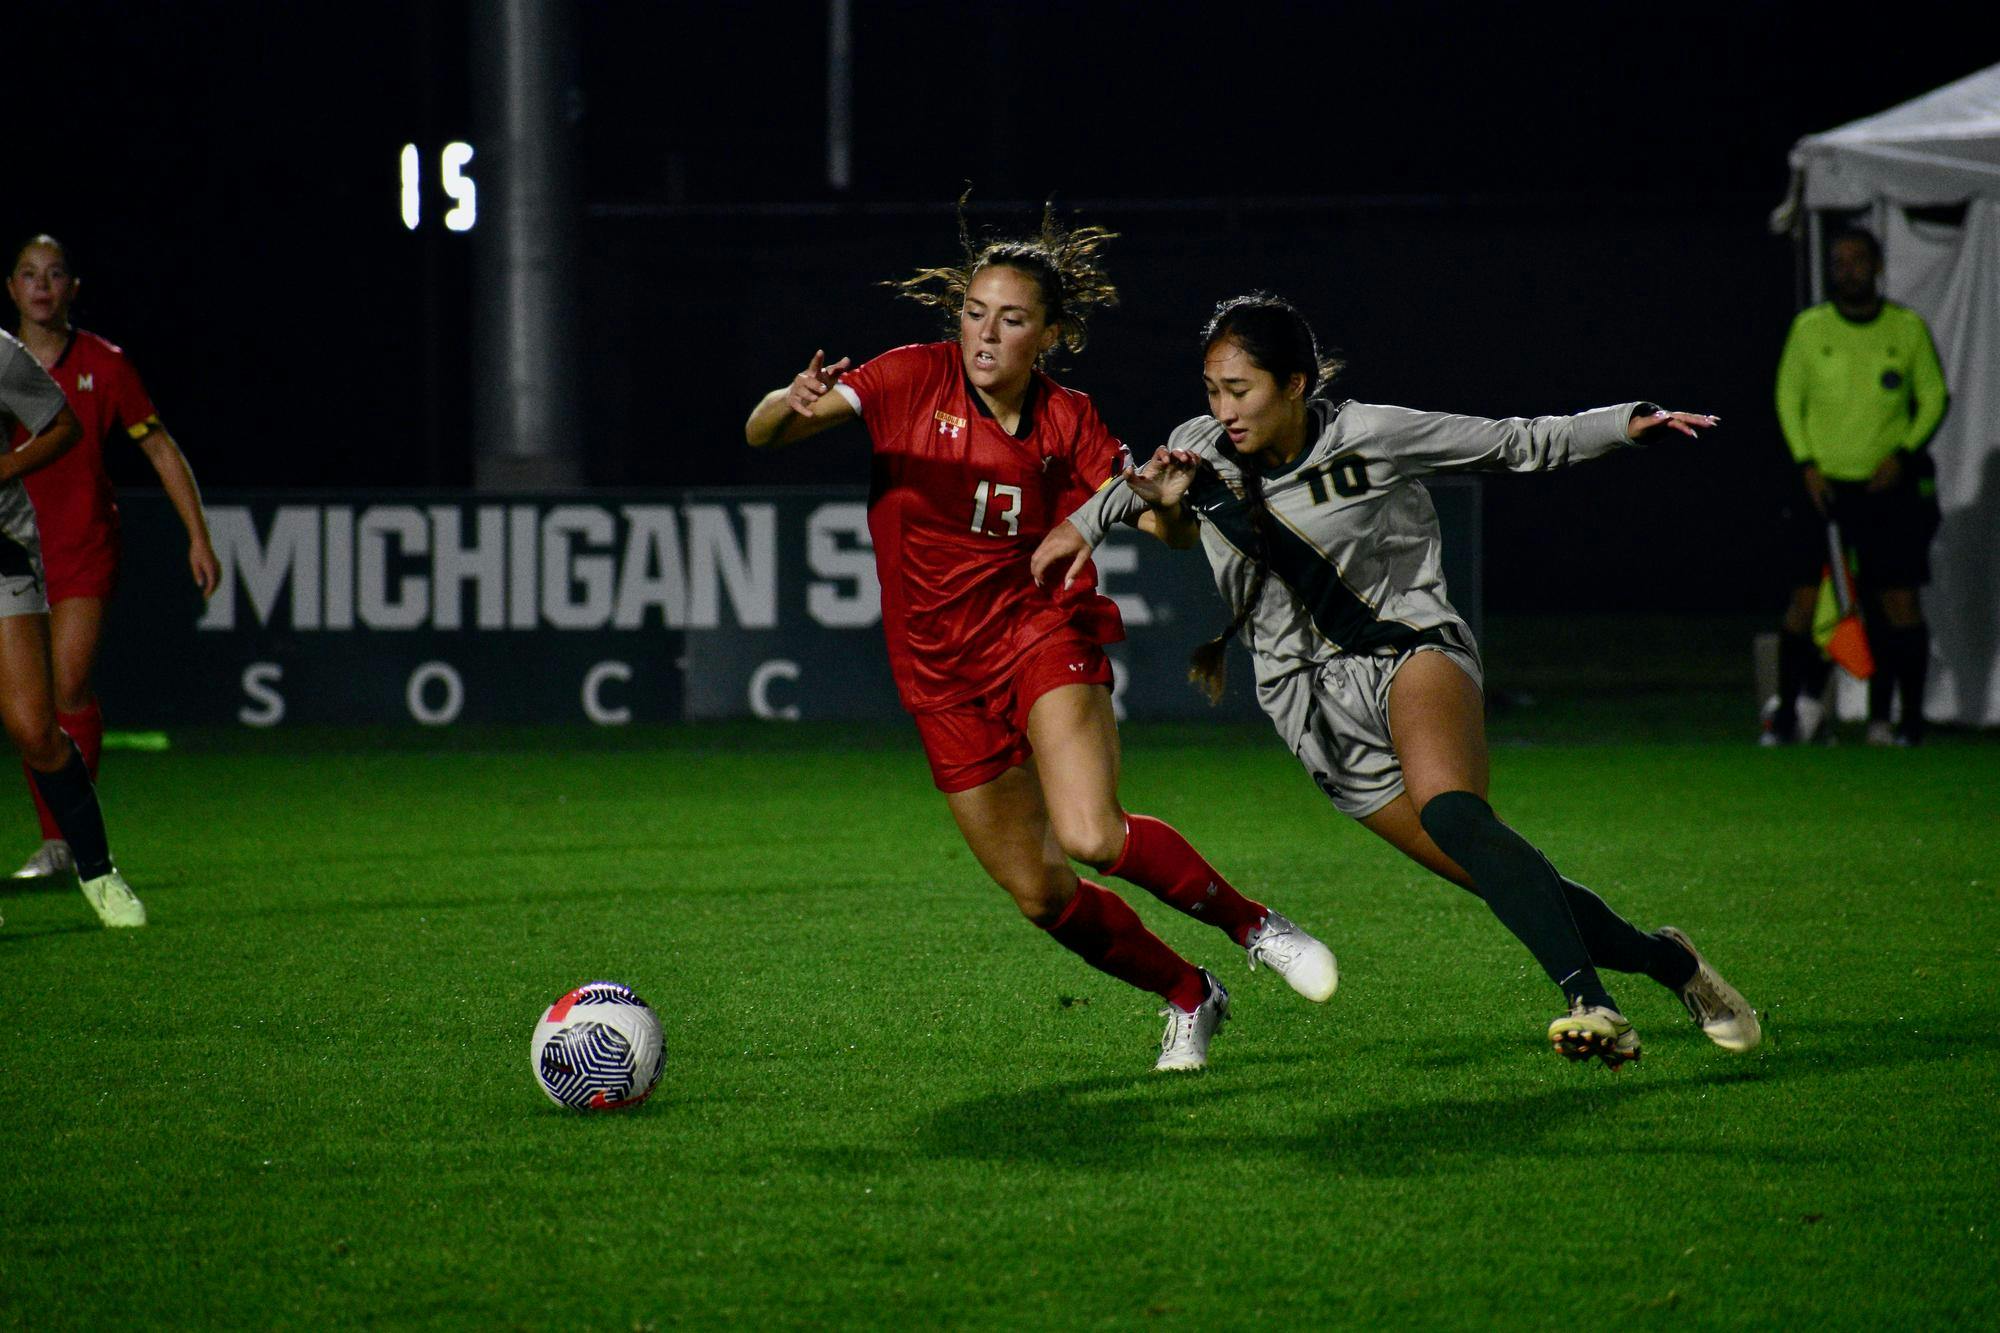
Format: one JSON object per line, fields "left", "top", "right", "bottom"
{"left": 971, "top": 481, "right": 1023, "bottom": 536}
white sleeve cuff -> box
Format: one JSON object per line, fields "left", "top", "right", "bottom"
{"left": 833, "top": 383, "right": 863, "bottom": 416}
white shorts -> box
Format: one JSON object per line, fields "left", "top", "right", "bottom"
{"left": 0, "top": 484, "right": 48, "bottom": 619}
{"left": 1258, "top": 631, "right": 1484, "bottom": 819}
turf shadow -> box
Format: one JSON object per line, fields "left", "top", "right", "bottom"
{"left": 0, "top": 876, "right": 87, "bottom": 896}
{"left": 1302, "top": 1014, "right": 2000, "bottom": 1177}
{"left": 0, "top": 874, "right": 186, "bottom": 904}
{"left": 1747, "top": 1014, "right": 2000, "bottom": 1076}
{"left": 900, "top": 1060, "right": 1783, "bottom": 1177}
{"left": 812, "top": 1057, "right": 1305, "bottom": 1173}
{"left": 900, "top": 1011, "right": 2000, "bottom": 1178}
{"left": 0, "top": 919, "right": 106, "bottom": 942}
{"left": 889, "top": 1050, "right": 1498, "bottom": 1173}
{"left": 1297, "top": 1070, "right": 1792, "bottom": 1178}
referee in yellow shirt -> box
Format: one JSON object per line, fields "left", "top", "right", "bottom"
{"left": 1771, "top": 228, "right": 1947, "bottom": 746}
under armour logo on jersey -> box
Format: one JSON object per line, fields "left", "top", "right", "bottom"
{"left": 75, "top": 373, "right": 94, "bottom": 392}
{"left": 934, "top": 410, "right": 967, "bottom": 438}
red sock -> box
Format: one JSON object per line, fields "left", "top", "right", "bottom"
{"left": 1106, "top": 814, "right": 1266, "bottom": 947}
{"left": 60, "top": 701, "right": 103, "bottom": 779}
{"left": 1045, "top": 879, "right": 1207, "bottom": 1012}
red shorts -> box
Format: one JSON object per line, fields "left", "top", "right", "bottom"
{"left": 47, "top": 563, "right": 118, "bottom": 603}
{"left": 912, "top": 635, "right": 1114, "bottom": 793}
{"left": 44, "top": 532, "right": 120, "bottom": 603}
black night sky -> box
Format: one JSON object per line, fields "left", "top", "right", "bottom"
{"left": 10, "top": 2, "right": 1992, "bottom": 612}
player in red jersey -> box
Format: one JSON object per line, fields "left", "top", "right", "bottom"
{"left": 745, "top": 206, "right": 1335, "bottom": 1071}
{"left": 6, "top": 236, "right": 219, "bottom": 881}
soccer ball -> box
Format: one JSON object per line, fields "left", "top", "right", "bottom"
{"left": 530, "top": 981, "right": 664, "bottom": 1111}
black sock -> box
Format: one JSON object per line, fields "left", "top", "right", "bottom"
{"left": 1775, "top": 628, "right": 1822, "bottom": 726}
{"left": 1419, "top": 791, "right": 1614, "bottom": 1010}
{"left": 1802, "top": 640, "right": 1832, "bottom": 698}
{"left": 1777, "top": 628, "right": 1831, "bottom": 726}
{"left": 1558, "top": 878, "right": 1697, "bottom": 990}
{"left": 1885, "top": 623, "right": 1929, "bottom": 739}
{"left": 28, "top": 743, "right": 113, "bottom": 879}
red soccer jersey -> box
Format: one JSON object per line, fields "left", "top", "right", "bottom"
{"left": 10, "top": 329, "right": 158, "bottom": 578}
{"left": 839, "top": 342, "right": 1128, "bottom": 712}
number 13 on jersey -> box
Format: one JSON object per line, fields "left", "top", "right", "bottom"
{"left": 970, "top": 481, "right": 1023, "bottom": 536}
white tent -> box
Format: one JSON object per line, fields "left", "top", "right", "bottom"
{"left": 1778, "top": 62, "right": 2000, "bottom": 727}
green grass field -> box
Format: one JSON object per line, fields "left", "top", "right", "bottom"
{"left": 3, "top": 691, "right": 1996, "bottom": 1328}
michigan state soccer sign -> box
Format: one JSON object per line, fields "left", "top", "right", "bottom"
{"left": 100, "top": 487, "right": 1478, "bottom": 727}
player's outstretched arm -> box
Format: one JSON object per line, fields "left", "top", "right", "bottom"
{"left": 745, "top": 349, "right": 857, "bottom": 448}
{"left": 134, "top": 426, "right": 221, "bottom": 597}
{"left": 1380, "top": 401, "right": 1719, "bottom": 477}
{"left": 0, "top": 404, "right": 80, "bottom": 484}
{"left": 1032, "top": 447, "right": 1202, "bottom": 589}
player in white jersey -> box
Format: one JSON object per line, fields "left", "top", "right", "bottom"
{"left": 1034, "top": 294, "right": 1758, "bottom": 1069}
{"left": 0, "top": 331, "right": 144, "bottom": 927}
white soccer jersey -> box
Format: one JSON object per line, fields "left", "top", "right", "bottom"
{"left": 1076, "top": 397, "right": 1645, "bottom": 691}
{"left": 0, "top": 332, "right": 65, "bottom": 607}
{"left": 0, "top": 330, "right": 65, "bottom": 439}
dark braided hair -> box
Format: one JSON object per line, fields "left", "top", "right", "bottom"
{"left": 1188, "top": 461, "right": 1280, "bottom": 704}
{"left": 887, "top": 189, "right": 1120, "bottom": 362}
{"left": 1188, "top": 294, "right": 1342, "bottom": 704}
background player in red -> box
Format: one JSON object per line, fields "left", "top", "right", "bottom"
{"left": 6, "top": 235, "right": 219, "bottom": 880}
{"left": 743, "top": 206, "right": 1334, "bottom": 1071}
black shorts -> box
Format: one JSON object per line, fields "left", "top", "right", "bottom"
{"left": 1783, "top": 466, "right": 1940, "bottom": 591}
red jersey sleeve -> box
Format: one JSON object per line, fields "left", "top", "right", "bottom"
{"left": 838, "top": 343, "right": 949, "bottom": 443}
{"left": 1046, "top": 386, "right": 1132, "bottom": 515}
{"left": 102, "top": 348, "right": 160, "bottom": 439}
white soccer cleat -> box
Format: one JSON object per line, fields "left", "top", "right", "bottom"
{"left": 79, "top": 869, "right": 146, "bottom": 928}
{"left": 1658, "top": 927, "right": 1761, "bottom": 1052}
{"left": 1244, "top": 910, "right": 1337, "bottom": 1002}
{"left": 1795, "top": 695, "right": 1828, "bottom": 744}
{"left": 1548, "top": 1000, "right": 1641, "bottom": 1070}
{"left": 1759, "top": 695, "right": 1830, "bottom": 747}
{"left": 12, "top": 839, "right": 73, "bottom": 880}
{"left": 1154, "top": 969, "right": 1229, "bottom": 1072}
{"left": 1756, "top": 695, "right": 1786, "bottom": 747}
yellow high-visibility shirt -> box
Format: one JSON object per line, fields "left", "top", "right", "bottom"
{"left": 1773, "top": 301, "right": 1947, "bottom": 482}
